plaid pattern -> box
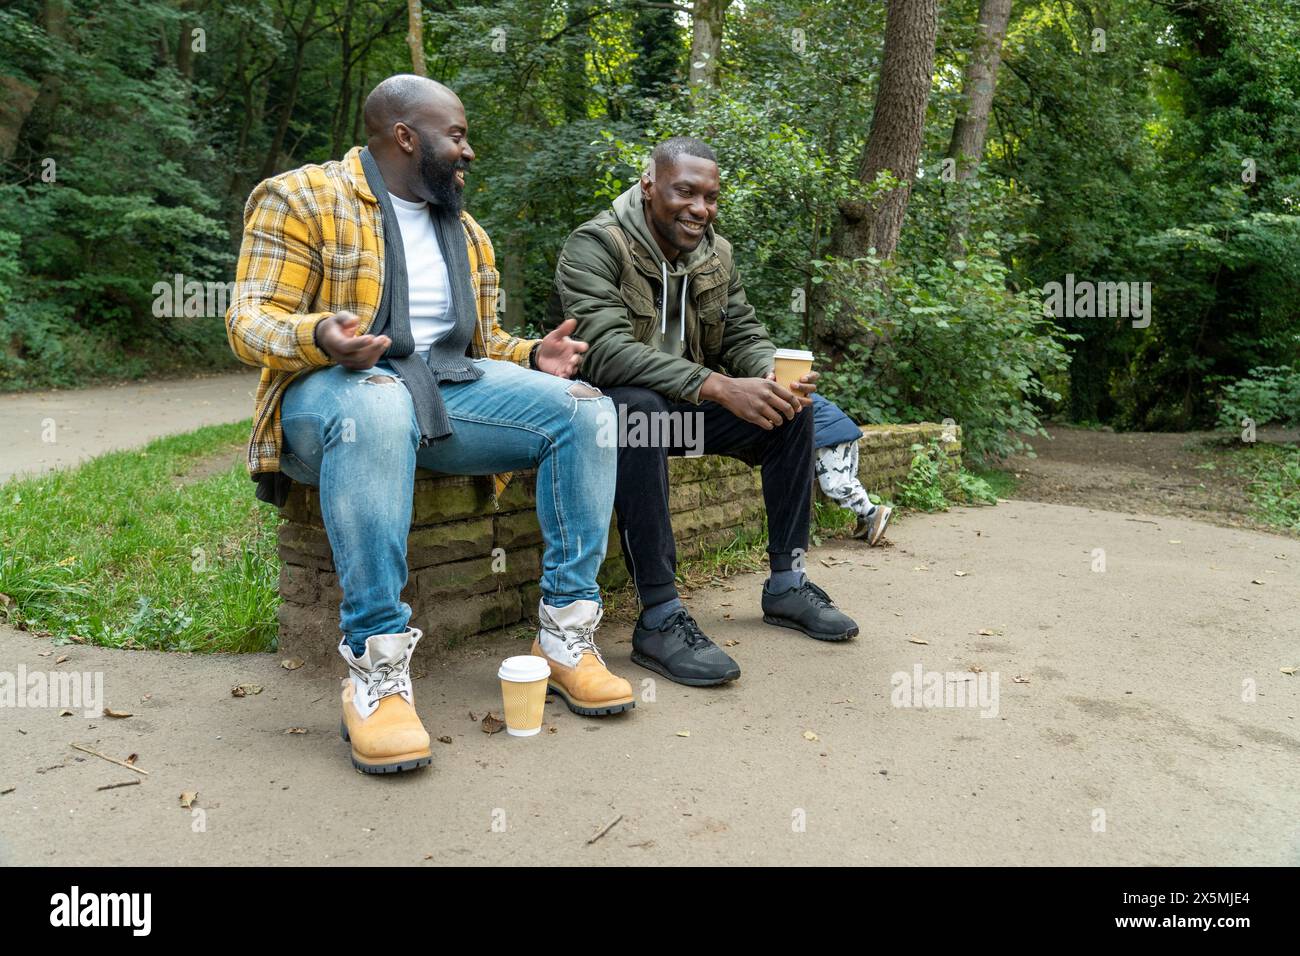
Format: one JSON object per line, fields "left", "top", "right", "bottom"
{"left": 226, "top": 146, "right": 535, "bottom": 494}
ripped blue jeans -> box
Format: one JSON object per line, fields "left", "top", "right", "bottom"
{"left": 277, "top": 358, "right": 616, "bottom": 652}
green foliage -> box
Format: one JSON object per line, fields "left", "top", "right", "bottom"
{"left": 895, "top": 440, "right": 999, "bottom": 512}
{"left": 1216, "top": 366, "right": 1300, "bottom": 429}
{"left": 0, "top": 0, "right": 1295, "bottom": 440}
{"left": 0, "top": 0, "right": 236, "bottom": 388}
{"left": 1244, "top": 447, "right": 1300, "bottom": 532}
{"left": 815, "top": 245, "right": 1074, "bottom": 462}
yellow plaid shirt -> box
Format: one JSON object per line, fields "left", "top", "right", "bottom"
{"left": 226, "top": 146, "right": 536, "bottom": 497}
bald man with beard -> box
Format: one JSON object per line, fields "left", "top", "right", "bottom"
{"left": 227, "top": 75, "right": 634, "bottom": 776}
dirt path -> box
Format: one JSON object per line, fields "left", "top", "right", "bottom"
{"left": 1005, "top": 424, "right": 1300, "bottom": 535}
{"left": 0, "top": 371, "right": 259, "bottom": 483}
{"left": 3, "top": 499, "right": 1297, "bottom": 866}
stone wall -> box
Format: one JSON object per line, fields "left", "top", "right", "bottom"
{"left": 275, "top": 422, "right": 960, "bottom": 666}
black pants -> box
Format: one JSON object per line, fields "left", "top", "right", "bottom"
{"left": 601, "top": 386, "right": 814, "bottom": 608}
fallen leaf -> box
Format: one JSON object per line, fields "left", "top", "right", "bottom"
{"left": 54, "top": 654, "right": 69, "bottom": 665}
{"left": 58, "top": 709, "right": 73, "bottom": 717}
{"left": 481, "top": 713, "right": 505, "bottom": 735}
{"left": 104, "top": 708, "right": 132, "bottom": 719}
{"left": 140, "top": 694, "right": 152, "bottom": 703}
{"left": 285, "top": 727, "right": 307, "bottom": 734}
{"left": 969, "top": 664, "right": 984, "bottom": 673}
{"left": 1168, "top": 540, "right": 1182, "bottom": 545}
{"left": 802, "top": 730, "right": 820, "bottom": 742}
{"left": 37, "top": 651, "right": 51, "bottom": 658}
{"left": 1012, "top": 675, "right": 1030, "bottom": 684}
{"left": 954, "top": 570, "right": 968, "bottom": 577}
{"left": 908, "top": 637, "right": 929, "bottom": 645}
{"left": 125, "top": 754, "right": 138, "bottom": 766}
{"left": 179, "top": 790, "right": 198, "bottom": 809}
{"left": 1251, "top": 579, "right": 1264, "bottom": 586}
{"left": 69, "top": 635, "right": 86, "bottom": 644}
{"left": 977, "top": 628, "right": 995, "bottom": 636}
{"left": 231, "top": 683, "right": 263, "bottom": 697}
{"left": 676, "top": 730, "right": 691, "bottom": 738}
{"left": 723, "top": 639, "right": 739, "bottom": 647}
{"left": 280, "top": 658, "right": 304, "bottom": 671}
{"left": 547, "top": 727, "right": 558, "bottom": 735}
{"left": 913, "top": 565, "right": 929, "bottom": 572}
{"left": 1282, "top": 667, "right": 1297, "bottom": 677}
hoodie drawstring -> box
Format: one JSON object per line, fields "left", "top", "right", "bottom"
{"left": 659, "top": 260, "right": 689, "bottom": 344}
{"left": 680, "top": 271, "right": 687, "bottom": 343}
{"left": 660, "top": 261, "right": 667, "bottom": 336}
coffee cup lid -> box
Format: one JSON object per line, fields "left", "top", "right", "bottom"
{"left": 773, "top": 348, "right": 814, "bottom": 361}
{"left": 498, "top": 655, "right": 550, "bottom": 683}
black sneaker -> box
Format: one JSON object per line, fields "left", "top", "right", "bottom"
{"left": 631, "top": 609, "right": 741, "bottom": 686}
{"left": 761, "top": 579, "right": 859, "bottom": 642}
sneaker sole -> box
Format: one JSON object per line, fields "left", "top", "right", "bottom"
{"left": 547, "top": 682, "right": 635, "bottom": 716}
{"left": 339, "top": 720, "right": 432, "bottom": 774}
{"left": 762, "top": 615, "right": 858, "bottom": 643}
{"left": 629, "top": 650, "right": 741, "bottom": 687}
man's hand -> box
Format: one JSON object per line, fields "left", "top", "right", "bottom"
{"left": 533, "top": 317, "right": 588, "bottom": 378}
{"left": 765, "top": 368, "right": 819, "bottom": 408}
{"left": 700, "top": 372, "right": 800, "bottom": 429}
{"left": 315, "top": 311, "right": 391, "bottom": 369}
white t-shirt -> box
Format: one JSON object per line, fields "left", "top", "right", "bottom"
{"left": 389, "top": 193, "right": 454, "bottom": 354}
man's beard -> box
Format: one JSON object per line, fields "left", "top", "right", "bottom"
{"left": 417, "top": 139, "right": 466, "bottom": 213}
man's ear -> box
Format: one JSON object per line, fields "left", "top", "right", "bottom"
{"left": 640, "top": 172, "right": 653, "bottom": 202}
{"left": 394, "top": 122, "right": 417, "bottom": 155}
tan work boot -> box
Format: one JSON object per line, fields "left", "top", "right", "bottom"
{"left": 338, "top": 627, "right": 432, "bottom": 774}
{"left": 531, "top": 599, "right": 634, "bottom": 716}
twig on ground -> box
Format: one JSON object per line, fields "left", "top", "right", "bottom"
{"left": 587, "top": 814, "right": 623, "bottom": 845}
{"left": 71, "top": 743, "right": 149, "bottom": 775}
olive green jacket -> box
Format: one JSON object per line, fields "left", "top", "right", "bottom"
{"left": 549, "top": 185, "right": 775, "bottom": 403}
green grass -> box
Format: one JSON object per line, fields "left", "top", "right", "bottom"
{"left": 970, "top": 466, "right": 1018, "bottom": 501}
{"left": 0, "top": 420, "right": 280, "bottom": 653}
{"left": 1227, "top": 442, "right": 1300, "bottom": 532}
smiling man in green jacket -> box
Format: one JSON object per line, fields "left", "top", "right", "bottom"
{"left": 549, "top": 136, "right": 860, "bottom": 688}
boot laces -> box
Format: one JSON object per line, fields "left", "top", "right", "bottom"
{"left": 564, "top": 622, "right": 605, "bottom": 665}
{"left": 362, "top": 659, "right": 410, "bottom": 705}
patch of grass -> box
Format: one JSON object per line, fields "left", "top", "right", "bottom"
{"left": 0, "top": 420, "right": 279, "bottom": 653}
{"left": 969, "top": 466, "right": 1018, "bottom": 501}
{"left": 1235, "top": 444, "right": 1300, "bottom": 532}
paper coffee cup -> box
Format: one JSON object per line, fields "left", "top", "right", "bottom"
{"left": 773, "top": 348, "right": 814, "bottom": 393}
{"left": 497, "top": 655, "right": 550, "bottom": 737}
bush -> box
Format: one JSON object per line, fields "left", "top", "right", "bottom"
{"left": 816, "top": 245, "right": 1075, "bottom": 463}
{"left": 895, "top": 440, "right": 999, "bottom": 512}
{"left": 1216, "top": 366, "right": 1300, "bottom": 430}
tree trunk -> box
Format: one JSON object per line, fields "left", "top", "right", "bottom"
{"left": 833, "top": 0, "right": 938, "bottom": 262}
{"left": 689, "top": 0, "right": 730, "bottom": 90}
{"left": 0, "top": 76, "right": 39, "bottom": 162}
{"left": 176, "top": 0, "right": 196, "bottom": 81}
{"left": 946, "top": 0, "right": 1011, "bottom": 181}
{"left": 407, "top": 0, "right": 426, "bottom": 76}
{"left": 259, "top": 0, "right": 318, "bottom": 181}
{"left": 814, "top": 0, "right": 938, "bottom": 360}
{"left": 21, "top": 0, "right": 70, "bottom": 159}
